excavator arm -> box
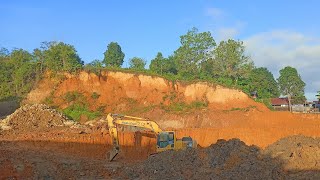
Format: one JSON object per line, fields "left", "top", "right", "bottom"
{"left": 106, "top": 113, "right": 162, "bottom": 161}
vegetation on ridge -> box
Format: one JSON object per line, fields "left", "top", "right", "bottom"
{"left": 0, "top": 27, "right": 309, "bottom": 120}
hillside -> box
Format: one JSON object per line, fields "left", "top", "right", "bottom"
{"left": 1, "top": 70, "right": 320, "bottom": 179}
{"left": 24, "top": 71, "right": 269, "bottom": 127}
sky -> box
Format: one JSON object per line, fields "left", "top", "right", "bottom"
{"left": 1, "top": 0, "right": 320, "bottom": 100}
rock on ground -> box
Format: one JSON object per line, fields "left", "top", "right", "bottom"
{"left": 0, "top": 104, "right": 75, "bottom": 132}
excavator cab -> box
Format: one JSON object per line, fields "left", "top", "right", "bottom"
{"left": 157, "top": 131, "right": 175, "bottom": 151}
{"left": 156, "top": 131, "right": 196, "bottom": 152}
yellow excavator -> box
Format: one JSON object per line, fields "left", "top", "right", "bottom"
{"left": 106, "top": 113, "right": 197, "bottom": 161}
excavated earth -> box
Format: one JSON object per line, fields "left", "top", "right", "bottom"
{"left": 1, "top": 71, "right": 320, "bottom": 179}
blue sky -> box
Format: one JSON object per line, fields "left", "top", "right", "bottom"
{"left": 1, "top": 0, "right": 320, "bottom": 100}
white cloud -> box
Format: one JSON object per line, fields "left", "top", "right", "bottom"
{"left": 244, "top": 30, "right": 320, "bottom": 100}
{"left": 217, "top": 27, "right": 239, "bottom": 40}
{"left": 205, "top": 7, "right": 225, "bottom": 20}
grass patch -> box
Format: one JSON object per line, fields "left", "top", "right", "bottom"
{"left": 123, "top": 105, "right": 157, "bottom": 115}
{"left": 64, "top": 91, "right": 84, "bottom": 103}
{"left": 91, "top": 92, "right": 100, "bottom": 99}
{"left": 162, "top": 92, "right": 177, "bottom": 101}
{"left": 256, "top": 98, "right": 274, "bottom": 110}
{"left": 163, "top": 101, "right": 208, "bottom": 112}
{"left": 224, "top": 105, "right": 257, "bottom": 112}
{"left": 43, "top": 91, "right": 55, "bottom": 105}
{"left": 63, "top": 104, "right": 101, "bottom": 121}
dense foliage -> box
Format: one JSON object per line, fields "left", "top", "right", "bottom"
{"left": 277, "top": 66, "right": 306, "bottom": 103}
{"left": 129, "top": 57, "right": 146, "bottom": 70}
{"left": 244, "top": 67, "right": 280, "bottom": 98}
{"left": 173, "top": 27, "right": 216, "bottom": 78}
{"left": 0, "top": 27, "right": 308, "bottom": 106}
{"left": 103, "top": 42, "right": 125, "bottom": 67}
{"left": 0, "top": 48, "right": 38, "bottom": 100}
{"left": 0, "top": 42, "right": 83, "bottom": 101}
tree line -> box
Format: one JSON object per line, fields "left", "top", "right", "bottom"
{"left": 0, "top": 28, "right": 308, "bottom": 103}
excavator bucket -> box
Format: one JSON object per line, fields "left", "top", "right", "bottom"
{"left": 109, "top": 148, "right": 119, "bottom": 161}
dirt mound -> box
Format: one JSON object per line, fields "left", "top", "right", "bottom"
{"left": 0, "top": 104, "right": 75, "bottom": 132}
{"left": 264, "top": 135, "right": 320, "bottom": 171}
{"left": 204, "top": 139, "right": 283, "bottom": 179}
{"left": 122, "top": 139, "right": 285, "bottom": 179}
{"left": 121, "top": 137, "right": 320, "bottom": 179}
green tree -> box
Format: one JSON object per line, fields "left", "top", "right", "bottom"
{"left": 149, "top": 53, "right": 178, "bottom": 75}
{"left": 246, "top": 67, "right": 280, "bottom": 98}
{"left": 89, "top": 59, "right": 103, "bottom": 68}
{"left": 174, "top": 27, "right": 216, "bottom": 77}
{"left": 44, "top": 42, "right": 83, "bottom": 72}
{"left": 150, "top": 52, "right": 165, "bottom": 74}
{"left": 0, "top": 47, "right": 9, "bottom": 57}
{"left": 163, "top": 55, "right": 178, "bottom": 75}
{"left": 207, "top": 39, "right": 253, "bottom": 82}
{"left": 9, "top": 49, "right": 36, "bottom": 96}
{"left": 277, "top": 66, "right": 306, "bottom": 103}
{"left": 316, "top": 91, "right": 320, "bottom": 101}
{"left": 129, "top": 57, "right": 146, "bottom": 70}
{"left": 0, "top": 48, "right": 13, "bottom": 100}
{"left": 33, "top": 48, "right": 45, "bottom": 74}
{"left": 84, "top": 59, "right": 103, "bottom": 75}
{"left": 0, "top": 61, "right": 13, "bottom": 100}
{"left": 103, "top": 42, "right": 125, "bottom": 67}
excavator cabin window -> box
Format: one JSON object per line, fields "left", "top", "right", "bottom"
{"left": 157, "top": 132, "right": 175, "bottom": 148}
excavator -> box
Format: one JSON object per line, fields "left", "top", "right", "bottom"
{"left": 106, "top": 113, "right": 197, "bottom": 161}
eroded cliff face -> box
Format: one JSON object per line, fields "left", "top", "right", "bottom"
{"left": 26, "top": 71, "right": 263, "bottom": 112}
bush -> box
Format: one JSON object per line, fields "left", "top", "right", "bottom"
{"left": 257, "top": 98, "right": 274, "bottom": 110}
{"left": 91, "top": 92, "right": 100, "bottom": 99}
{"left": 163, "top": 101, "right": 208, "bottom": 112}
{"left": 63, "top": 104, "right": 101, "bottom": 121}
{"left": 64, "top": 91, "right": 83, "bottom": 103}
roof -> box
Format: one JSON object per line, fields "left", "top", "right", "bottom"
{"left": 271, "top": 98, "right": 289, "bottom": 106}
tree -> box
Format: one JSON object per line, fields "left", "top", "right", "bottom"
{"left": 246, "top": 67, "right": 280, "bottom": 98}
{"left": 0, "top": 47, "right": 9, "bottom": 58}
{"left": 0, "top": 61, "right": 13, "bottom": 100}
{"left": 316, "top": 91, "right": 320, "bottom": 101}
{"left": 44, "top": 42, "right": 83, "bottom": 72}
{"left": 149, "top": 53, "right": 178, "bottom": 75}
{"left": 129, "top": 57, "right": 146, "bottom": 70}
{"left": 103, "top": 42, "right": 125, "bottom": 67}
{"left": 88, "top": 59, "right": 103, "bottom": 68}
{"left": 277, "top": 66, "right": 306, "bottom": 103}
{"left": 9, "top": 49, "right": 36, "bottom": 96}
{"left": 207, "top": 39, "right": 253, "bottom": 82}
{"left": 150, "top": 52, "right": 165, "bottom": 74}
{"left": 174, "top": 27, "right": 216, "bottom": 77}
{"left": 84, "top": 59, "right": 104, "bottom": 75}
{"left": 33, "top": 48, "right": 45, "bottom": 74}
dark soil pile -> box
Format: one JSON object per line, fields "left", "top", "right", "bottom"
{"left": 1, "top": 104, "right": 74, "bottom": 132}
{"left": 122, "top": 139, "right": 285, "bottom": 180}
{"left": 205, "top": 139, "right": 284, "bottom": 179}
{"left": 264, "top": 135, "right": 320, "bottom": 179}
{"left": 121, "top": 137, "right": 320, "bottom": 179}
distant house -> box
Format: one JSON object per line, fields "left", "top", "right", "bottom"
{"left": 313, "top": 101, "right": 320, "bottom": 109}
{"left": 271, "top": 98, "right": 289, "bottom": 111}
